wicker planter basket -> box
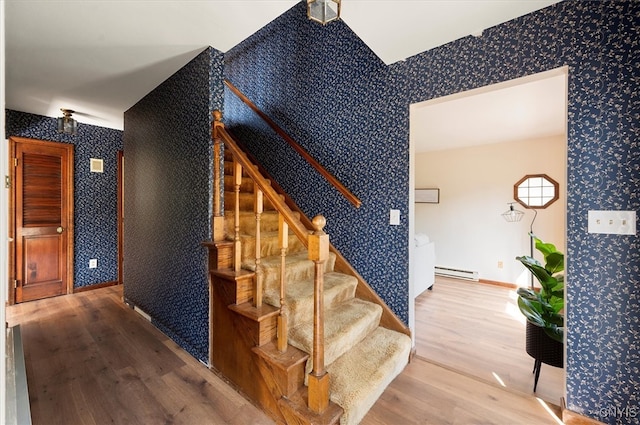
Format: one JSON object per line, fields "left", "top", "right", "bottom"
{"left": 525, "top": 321, "right": 563, "bottom": 391}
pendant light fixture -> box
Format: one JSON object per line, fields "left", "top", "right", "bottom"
{"left": 307, "top": 0, "right": 341, "bottom": 25}
{"left": 57, "top": 108, "right": 78, "bottom": 135}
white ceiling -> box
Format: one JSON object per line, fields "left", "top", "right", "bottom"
{"left": 411, "top": 68, "right": 567, "bottom": 153}
{"left": 4, "top": 0, "right": 562, "bottom": 133}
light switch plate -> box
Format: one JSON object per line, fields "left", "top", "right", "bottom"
{"left": 588, "top": 210, "right": 636, "bottom": 235}
{"left": 390, "top": 209, "right": 400, "bottom": 225}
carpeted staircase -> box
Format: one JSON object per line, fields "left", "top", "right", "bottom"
{"left": 215, "top": 154, "right": 411, "bottom": 425}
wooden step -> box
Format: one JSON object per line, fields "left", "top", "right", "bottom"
{"left": 252, "top": 341, "right": 309, "bottom": 399}
{"left": 228, "top": 302, "right": 280, "bottom": 347}
{"left": 278, "top": 387, "right": 343, "bottom": 425}
{"left": 210, "top": 269, "right": 255, "bottom": 305}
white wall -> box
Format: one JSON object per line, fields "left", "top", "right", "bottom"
{"left": 414, "top": 135, "right": 565, "bottom": 285}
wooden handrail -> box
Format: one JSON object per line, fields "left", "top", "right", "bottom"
{"left": 224, "top": 79, "right": 362, "bottom": 209}
{"left": 212, "top": 111, "right": 329, "bottom": 413}
{"left": 214, "top": 111, "right": 330, "bottom": 412}
{"left": 214, "top": 112, "right": 311, "bottom": 246}
{"left": 215, "top": 114, "right": 411, "bottom": 338}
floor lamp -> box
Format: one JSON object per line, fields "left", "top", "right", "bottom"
{"left": 501, "top": 202, "right": 536, "bottom": 289}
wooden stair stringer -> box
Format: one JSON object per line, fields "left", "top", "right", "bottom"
{"left": 209, "top": 269, "right": 287, "bottom": 424}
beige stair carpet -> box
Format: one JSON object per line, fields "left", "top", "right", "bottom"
{"left": 328, "top": 327, "right": 412, "bottom": 425}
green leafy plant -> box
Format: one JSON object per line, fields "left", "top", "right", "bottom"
{"left": 516, "top": 234, "right": 564, "bottom": 343}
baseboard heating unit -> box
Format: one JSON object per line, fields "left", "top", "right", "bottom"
{"left": 435, "top": 266, "right": 479, "bottom": 281}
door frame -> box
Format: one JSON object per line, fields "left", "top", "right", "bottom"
{"left": 117, "top": 150, "right": 124, "bottom": 285}
{"left": 8, "top": 136, "right": 75, "bottom": 304}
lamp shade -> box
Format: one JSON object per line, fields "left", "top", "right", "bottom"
{"left": 57, "top": 109, "right": 78, "bottom": 135}
{"left": 502, "top": 203, "right": 524, "bottom": 222}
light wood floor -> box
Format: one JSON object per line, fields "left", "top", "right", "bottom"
{"left": 413, "top": 276, "right": 564, "bottom": 404}
{"left": 7, "top": 284, "right": 564, "bottom": 424}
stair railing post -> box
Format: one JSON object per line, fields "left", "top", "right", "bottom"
{"left": 277, "top": 213, "right": 289, "bottom": 352}
{"left": 212, "top": 111, "right": 225, "bottom": 242}
{"left": 307, "top": 215, "right": 330, "bottom": 413}
{"left": 254, "top": 185, "right": 263, "bottom": 307}
{"left": 233, "top": 161, "right": 242, "bottom": 272}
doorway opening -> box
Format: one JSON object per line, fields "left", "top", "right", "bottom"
{"left": 407, "top": 66, "right": 568, "bottom": 403}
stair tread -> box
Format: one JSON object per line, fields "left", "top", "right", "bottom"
{"left": 326, "top": 327, "right": 412, "bottom": 425}
{"left": 243, "top": 251, "right": 305, "bottom": 271}
{"left": 264, "top": 272, "right": 357, "bottom": 308}
{"left": 252, "top": 341, "right": 309, "bottom": 370}
{"left": 242, "top": 251, "right": 334, "bottom": 271}
{"left": 289, "top": 298, "right": 382, "bottom": 371}
{"left": 264, "top": 272, "right": 357, "bottom": 330}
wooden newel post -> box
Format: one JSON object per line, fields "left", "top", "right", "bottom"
{"left": 254, "top": 187, "right": 264, "bottom": 307}
{"left": 307, "top": 215, "right": 330, "bottom": 413}
{"left": 212, "top": 110, "right": 225, "bottom": 242}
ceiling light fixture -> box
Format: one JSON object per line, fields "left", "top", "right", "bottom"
{"left": 307, "top": 0, "right": 341, "bottom": 25}
{"left": 57, "top": 108, "right": 78, "bottom": 135}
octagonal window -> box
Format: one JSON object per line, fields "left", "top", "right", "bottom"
{"left": 514, "top": 174, "right": 559, "bottom": 209}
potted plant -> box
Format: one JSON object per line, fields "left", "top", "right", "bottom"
{"left": 516, "top": 234, "right": 564, "bottom": 390}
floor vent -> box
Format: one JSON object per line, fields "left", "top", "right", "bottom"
{"left": 435, "top": 266, "right": 479, "bottom": 281}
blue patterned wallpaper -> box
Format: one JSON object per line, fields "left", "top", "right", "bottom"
{"left": 123, "top": 47, "right": 224, "bottom": 362}
{"left": 224, "top": 2, "right": 410, "bottom": 324}
{"left": 224, "top": 1, "right": 639, "bottom": 422}
{"left": 7, "top": 1, "right": 638, "bottom": 421}
{"left": 5, "top": 109, "right": 123, "bottom": 289}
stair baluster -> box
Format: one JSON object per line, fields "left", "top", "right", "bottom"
{"left": 254, "top": 186, "right": 263, "bottom": 307}
{"left": 307, "top": 215, "right": 330, "bottom": 414}
{"left": 233, "top": 161, "right": 243, "bottom": 272}
{"left": 277, "top": 213, "right": 289, "bottom": 352}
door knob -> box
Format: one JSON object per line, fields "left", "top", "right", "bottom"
{"left": 57, "top": 227, "right": 64, "bottom": 234}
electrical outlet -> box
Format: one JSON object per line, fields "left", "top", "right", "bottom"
{"left": 89, "top": 259, "right": 98, "bottom": 269}
{"left": 588, "top": 210, "right": 636, "bottom": 235}
{"left": 497, "top": 261, "right": 503, "bottom": 269}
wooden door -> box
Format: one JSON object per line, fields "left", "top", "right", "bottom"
{"left": 10, "top": 137, "right": 74, "bottom": 303}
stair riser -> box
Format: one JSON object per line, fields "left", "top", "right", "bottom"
{"left": 258, "top": 255, "right": 337, "bottom": 295}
